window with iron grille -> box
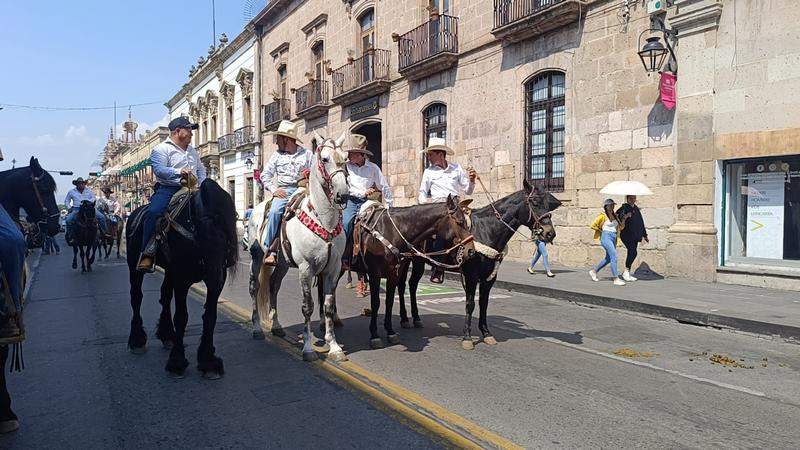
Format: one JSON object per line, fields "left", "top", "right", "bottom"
{"left": 423, "top": 103, "right": 447, "bottom": 168}
{"left": 525, "top": 71, "right": 565, "bottom": 192}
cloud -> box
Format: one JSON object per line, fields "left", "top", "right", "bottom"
{"left": 16, "top": 125, "right": 100, "bottom": 148}
{"left": 18, "top": 134, "right": 55, "bottom": 146}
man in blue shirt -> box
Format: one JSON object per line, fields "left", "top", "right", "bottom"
{"left": 136, "top": 116, "right": 206, "bottom": 272}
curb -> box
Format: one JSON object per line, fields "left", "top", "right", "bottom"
{"left": 442, "top": 271, "right": 800, "bottom": 342}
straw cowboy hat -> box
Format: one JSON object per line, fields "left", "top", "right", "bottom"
{"left": 421, "top": 137, "right": 454, "bottom": 156}
{"left": 267, "top": 120, "right": 304, "bottom": 144}
{"left": 72, "top": 177, "right": 87, "bottom": 186}
{"left": 344, "top": 134, "right": 373, "bottom": 157}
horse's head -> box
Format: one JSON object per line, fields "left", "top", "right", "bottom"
{"left": 432, "top": 195, "right": 476, "bottom": 260}
{"left": 311, "top": 130, "right": 349, "bottom": 209}
{"left": 522, "top": 179, "right": 560, "bottom": 243}
{"left": 25, "top": 157, "right": 60, "bottom": 236}
{"left": 78, "top": 200, "right": 97, "bottom": 222}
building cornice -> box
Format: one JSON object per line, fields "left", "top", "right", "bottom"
{"left": 670, "top": 0, "right": 723, "bottom": 37}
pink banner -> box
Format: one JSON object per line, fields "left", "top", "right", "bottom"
{"left": 660, "top": 72, "right": 676, "bottom": 110}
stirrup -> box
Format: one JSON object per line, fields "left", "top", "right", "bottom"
{"left": 263, "top": 252, "right": 278, "bottom": 266}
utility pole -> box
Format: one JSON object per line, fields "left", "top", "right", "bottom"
{"left": 113, "top": 101, "right": 117, "bottom": 140}
{"left": 212, "top": 0, "right": 216, "bottom": 46}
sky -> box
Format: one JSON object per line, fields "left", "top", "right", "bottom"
{"left": 0, "top": 0, "right": 265, "bottom": 195}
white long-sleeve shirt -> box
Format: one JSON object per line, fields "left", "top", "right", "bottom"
{"left": 260, "top": 147, "right": 312, "bottom": 193}
{"left": 418, "top": 162, "right": 475, "bottom": 204}
{"left": 97, "top": 196, "right": 122, "bottom": 216}
{"left": 150, "top": 138, "right": 207, "bottom": 187}
{"left": 346, "top": 161, "right": 393, "bottom": 207}
{"left": 64, "top": 188, "right": 96, "bottom": 210}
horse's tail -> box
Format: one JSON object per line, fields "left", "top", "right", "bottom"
{"left": 256, "top": 261, "right": 274, "bottom": 329}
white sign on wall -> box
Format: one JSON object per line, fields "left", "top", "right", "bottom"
{"left": 746, "top": 172, "right": 785, "bottom": 259}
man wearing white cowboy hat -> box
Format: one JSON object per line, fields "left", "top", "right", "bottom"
{"left": 418, "top": 137, "right": 477, "bottom": 283}
{"left": 260, "top": 119, "right": 313, "bottom": 266}
{"left": 64, "top": 176, "right": 107, "bottom": 245}
{"left": 341, "top": 134, "right": 392, "bottom": 288}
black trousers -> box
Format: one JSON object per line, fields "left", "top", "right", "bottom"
{"left": 0, "top": 345, "right": 16, "bottom": 422}
{"left": 622, "top": 238, "right": 638, "bottom": 270}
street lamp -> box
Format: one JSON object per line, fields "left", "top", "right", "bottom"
{"left": 637, "top": 17, "right": 677, "bottom": 74}
{"left": 244, "top": 151, "right": 255, "bottom": 170}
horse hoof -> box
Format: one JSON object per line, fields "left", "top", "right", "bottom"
{"left": 400, "top": 321, "right": 412, "bottom": 329}
{"left": 387, "top": 334, "right": 401, "bottom": 345}
{"left": 72, "top": 263, "right": 77, "bottom": 269}
{"left": 483, "top": 336, "right": 498, "bottom": 346}
{"left": 328, "top": 351, "right": 348, "bottom": 363}
{"left": 461, "top": 340, "right": 475, "bottom": 351}
{"left": 202, "top": 371, "right": 222, "bottom": 380}
{"left": 129, "top": 346, "right": 147, "bottom": 355}
{"left": 413, "top": 320, "right": 424, "bottom": 328}
{"left": 252, "top": 329, "right": 266, "bottom": 340}
{"left": 302, "top": 351, "right": 319, "bottom": 362}
{"left": 167, "top": 370, "right": 186, "bottom": 379}
{"left": 271, "top": 327, "right": 286, "bottom": 337}
{"left": 370, "top": 338, "right": 384, "bottom": 349}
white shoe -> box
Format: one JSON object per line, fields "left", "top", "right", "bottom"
{"left": 613, "top": 278, "right": 626, "bottom": 286}
{"left": 622, "top": 270, "right": 637, "bottom": 282}
{"left": 589, "top": 270, "right": 598, "bottom": 282}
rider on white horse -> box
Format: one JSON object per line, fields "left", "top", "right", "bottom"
{"left": 259, "top": 120, "right": 312, "bottom": 266}
{"left": 64, "top": 177, "right": 107, "bottom": 244}
{"left": 417, "top": 137, "right": 477, "bottom": 284}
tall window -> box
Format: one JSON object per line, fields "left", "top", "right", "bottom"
{"left": 202, "top": 120, "right": 208, "bottom": 144}
{"left": 210, "top": 114, "right": 217, "bottom": 141}
{"left": 277, "top": 65, "right": 288, "bottom": 99}
{"left": 312, "top": 41, "right": 325, "bottom": 81}
{"left": 359, "top": 9, "right": 375, "bottom": 54}
{"left": 525, "top": 71, "right": 565, "bottom": 192}
{"left": 423, "top": 103, "right": 447, "bottom": 167}
{"left": 243, "top": 96, "right": 252, "bottom": 127}
{"left": 246, "top": 176, "right": 254, "bottom": 209}
{"left": 226, "top": 105, "right": 233, "bottom": 133}
{"left": 429, "top": 0, "right": 450, "bottom": 13}
{"left": 228, "top": 178, "right": 236, "bottom": 207}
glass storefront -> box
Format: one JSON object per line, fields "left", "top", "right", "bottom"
{"left": 723, "top": 155, "right": 800, "bottom": 268}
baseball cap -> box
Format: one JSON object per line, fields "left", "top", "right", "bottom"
{"left": 168, "top": 116, "right": 199, "bottom": 131}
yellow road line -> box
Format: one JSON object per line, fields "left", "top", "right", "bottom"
{"left": 185, "top": 283, "right": 522, "bottom": 450}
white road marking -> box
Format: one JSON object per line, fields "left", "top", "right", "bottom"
{"left": 418, "top": 294, "right": 511, "bottom": 306}
{"left": 418, "top": 303, "right": 769, "bottom": 399}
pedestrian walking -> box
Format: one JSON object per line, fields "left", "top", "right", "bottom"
{"left": 616, "top": 195, "right": 648, "bottom": 281}
{"left": 589, "top": 198, "right": 631, "bottom": 286}
{"left": 527, "top": 239, "right": 554, "bottom": 277}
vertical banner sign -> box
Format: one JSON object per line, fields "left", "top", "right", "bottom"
{"left": 746, "top": 172, "right": 785, "bottom": 259}
{"left": 660, "top": 72, "right": 676, "bottom": 110}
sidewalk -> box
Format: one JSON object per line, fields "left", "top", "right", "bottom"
{"left": 445, "top": 259, "right": 800, "bottom": 342}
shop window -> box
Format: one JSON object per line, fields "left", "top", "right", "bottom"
{"left": 524, "top": 71, "right": 565, "bottom": 192}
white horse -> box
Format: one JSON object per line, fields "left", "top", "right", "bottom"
{"left": 248, "top": 131, "right": 350, "bottom": 362}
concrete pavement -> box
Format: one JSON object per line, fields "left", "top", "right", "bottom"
{"left": 0, "top": 240, "right": 437, "bottom": 449}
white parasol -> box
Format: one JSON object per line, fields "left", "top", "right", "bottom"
{"left": 600, "top": 180, "right": 653, "bottom": 196}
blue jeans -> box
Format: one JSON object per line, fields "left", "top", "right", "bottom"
{"left": 0, "top": 205, "right": 26, "bottom": 314}
{"left": 529, "top": 240, "right": 551, "bottom": 272}
{"left": 66, "top": 208, "right": 107, "bottom": 236}
{"left": 342, "top": 197, "right": 366, "bottom": 263}
{"left": 595, "top": 231, "right": 619, "bottom": 277}
{"left": 264, "top": 187, "right": 298, "bottom": 251}
{"left": 142, "top": 184, "right": 181, "bottom": 246}
{"left": 43, "top": 235, "right": 60, "bottom": 253}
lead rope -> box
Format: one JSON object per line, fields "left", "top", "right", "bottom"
{"left": 384, "top": 210, "right": 470, "bottom": 270}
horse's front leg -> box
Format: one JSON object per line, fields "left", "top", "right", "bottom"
{"left": 368, "top": 267, "right": 383, "bottom": 349}
{"left": 268, "top": 262, "right": 288, "bottom": 337}
{"left": 478, "top": 278, "right": 497, "bottom": 345}
{"left": 197, "top": 268, "right": 226, "bottom": 379}
{"left": 248, "top": 247, "right": 265, "bottom": 340}
{"left": 408, "top": 258, "right": 426, "bottom": 327}
{"left": 298, "top": 264, "right": 318, "bottom": 361}
{"left": 166, "top": 281, "right": 190, "bottom": 378}
{"left": 384, "top": 272, "right": 400, "bottom": 345}
{"left": 72, "top": 244, "right": 78, "bottom": 269}
{"left": 322, "top": 268, "right": 346, "bottom": 362}
{"left": 128, "top": 269, "right": 147, "bottom": 353}
{"left": 397, "top": 261, "right": 410, "bottom": 328}
{"left": 79, "top": 245, "right": 86, "bottom": 272}
{"left": 462, "top": 276, "right": 478, "bottom": 350}
{"left": 155, "top": 272, "right": 176, "bottom": 349}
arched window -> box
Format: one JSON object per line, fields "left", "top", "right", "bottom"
{"left": 359, "top": 9, "right": 375, "bottom": 54}
{"left": 525, "top": 71, "right": 565, "bottom": 192}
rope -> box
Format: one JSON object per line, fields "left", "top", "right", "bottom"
{"left": 384, "top": 210, "right": 470, "bottom": 270}
{"left": 474, "top": 176, "right": 535, "bottom": 243}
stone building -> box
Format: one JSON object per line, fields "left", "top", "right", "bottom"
{"left": 165, "top": 30, "right": 261, "bottom": 224}
{"left": 242, "top": 0, "right": 800, "bottom": 288}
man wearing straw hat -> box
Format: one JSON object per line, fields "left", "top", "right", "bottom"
{"left": 64, "top": 176, "right": 107, "bottom": 245}
{"left": 260, "top": 120, "right": 312, "bottom": 266}
{"left": 341, "top": 134, "right": 392, "bottom": 294}
{"left": 418, "top": 137, "right": 477, "bottom": 283}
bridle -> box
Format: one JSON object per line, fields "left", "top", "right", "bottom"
{"left": 475, "top": 176, "right": 551, "bottom": 241}
{"left": 313, "top": 142, "right": 348, "bottom": 209}
{"left": 29, "top": 172, "right": 59, "bottom": 227}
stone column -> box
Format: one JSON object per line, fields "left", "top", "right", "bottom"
{"left": 666, "top": 0, "right": 724, "bottom": 281}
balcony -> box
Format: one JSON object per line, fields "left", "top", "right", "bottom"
{"left": 331, "top": 49, "right": 391, "bottom": 106}
{"left": 234, "top": 125, "right": 256, "bottom": 148}
{"left": 395, "top": 14, "right": 458, "bottom": 82}
{"left": 218, "top": 133, "right": 236, "bottom": 153}
{"left": 264, "top": 99, "right": 291, "bottom": 131}
{"left": 294, "top": 80, "right": 330, "bottom": 120}
{"left": 197, "top": 141, "right": 219, "bottom": 160}
{"left": 492, "top": 0, "right": 586, "bottom": 44}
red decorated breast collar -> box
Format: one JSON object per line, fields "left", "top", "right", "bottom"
{"left": 298, "top": 210, "right": 342, "bottom": 241}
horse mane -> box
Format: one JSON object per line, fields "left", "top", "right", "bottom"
{"left": 199, "top": 179, "right": 239, "bottom": 276}
{"left": 469, "top": 190, "right": 528, "bottom": 249}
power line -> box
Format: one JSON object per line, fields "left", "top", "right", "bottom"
{"left": 0, "top": 100, "right": 164, "bottom": 112}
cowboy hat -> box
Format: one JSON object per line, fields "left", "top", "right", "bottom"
{"left": 344, "top": 134, "right": 373, "bottom": 157}
{"left": 267, "top": 120, "right": 304, "bottom": 144}
{"left": 421, "top": 137, "right": 454, "bottom": 156}
{"left": 102, "top": 187, "right": 113, "bottom": 194}
{"left": 72, "top": 177, "right": 87, "bottom": 186}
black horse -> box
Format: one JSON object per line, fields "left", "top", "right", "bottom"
{"left": 397, "top": 180, "right": 561, "bottom": 349}
{"left": 126, "top": 180, "right": 238, "bottom": 379}
{"left": 0, "top": 157, "right": 60, "bottom": 433}
{"left": 101, "top": 213, "right": 123, "bottom": 259}
{"left": 71, "top": 200, "right": 99, "bottom": 272}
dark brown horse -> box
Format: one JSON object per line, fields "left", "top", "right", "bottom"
{"left": 101, "top": 214, "right": 123, "bottom": 258}
{"left": 353, "top": 195, "right": 475, "bottom": 349}
{"left": 71, "top": 200, "right": 98, "bottom": 272}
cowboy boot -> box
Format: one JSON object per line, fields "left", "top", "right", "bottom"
{"left": 136, "top": 237, "right": 158, "bottom": 273}
{"left": 263, "top": 237, "right": 281, "bottom": 266}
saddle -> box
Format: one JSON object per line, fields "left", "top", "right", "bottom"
{"left": 351, "top": 202, "right": 393, "bottom": 272}
{"left": 276, "top": 189, "right": 309, "bottom": 268}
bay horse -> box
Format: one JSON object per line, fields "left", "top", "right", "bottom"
{"left": 251, "top": 132, "right": 350, "bottom": 362}
{"left": 126, "top": 179, "right": 238, "bottom": 379}
{"left": 101, "top": 214, "right": 123, "bottom": 258}
{"left": 397, "top": 180, "right": 561, "bottom": 349}
{"left": 354, "top": 195, "right": 475, "bottom": 349}
{"left": 70, "top": 200, "right": 99, "bottom": 272}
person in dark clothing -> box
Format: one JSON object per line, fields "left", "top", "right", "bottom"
{"left": 616, "top": 195, "right": 648, "bottom": 281}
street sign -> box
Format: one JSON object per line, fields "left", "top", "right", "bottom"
{"left": 350, "top": 96, "right": 380, "bottom": 120}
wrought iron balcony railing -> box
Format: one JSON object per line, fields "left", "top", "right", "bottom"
{"left": 294, "top": 80, "right": 330, "bottom": 119}
{"left": 492, "top": 0, "right": 585, "bottom": 43}
{"left": 218, "top": 133, "right": 236, "bottom": 152}
{"left": 331, "top": 49, "right": 391, "bottom": 103}
{"left": 396, "top": 14, "right": 458, "bottom": 77}
{"left": 234, "top": 126, "right": 255, "bottom": 148}
{"left": 263, "top": 99, "right": 291, "bottom": 130}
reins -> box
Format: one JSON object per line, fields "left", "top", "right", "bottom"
{"left": 381, "top": 207, "right": 474, "bottom": 270}
{"left": 474, "top": 175, "right": 549, "bottom": 241}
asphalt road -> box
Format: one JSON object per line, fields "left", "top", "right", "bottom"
{"left": 0, "top": 241, "right": 438, "bottom": 449}
{"left": 218, "top": 245, "right": 800, "bottom": 449}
